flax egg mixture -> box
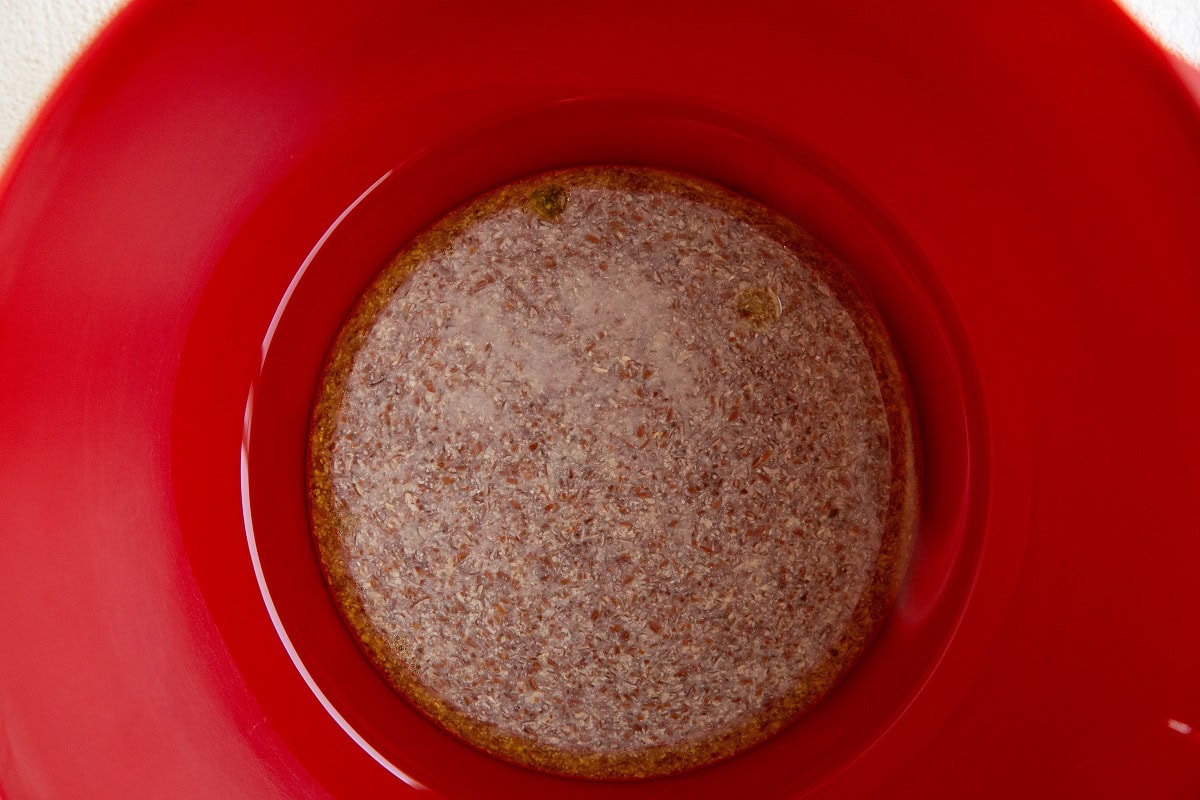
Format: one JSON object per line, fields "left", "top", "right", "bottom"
{"left": 308, "top": 167, "right": 918, "bottom": 779}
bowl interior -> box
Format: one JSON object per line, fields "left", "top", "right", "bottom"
{"left": 7, "top": 1, "right": 1200, "bottom": 797}
{"left": 174, "top": 98, "right": 986, "bottom": 797}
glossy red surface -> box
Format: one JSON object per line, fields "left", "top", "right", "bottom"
{"left": 2, "top": 1, "right": 1199, "bottom": 798}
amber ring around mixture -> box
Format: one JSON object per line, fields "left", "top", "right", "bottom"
{"left": 308, "top": 166, "right": 919, "bottom": 779}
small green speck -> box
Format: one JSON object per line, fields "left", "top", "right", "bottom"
{"left": 529, "top": 184, "right": 569, "bottom": 222}
{"left": 735, "top": 286, "right": 782, "bottom": 329}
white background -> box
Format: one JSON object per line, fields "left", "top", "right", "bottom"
{"left": 1, "top": 0, "right": 1198, "bottom": 168}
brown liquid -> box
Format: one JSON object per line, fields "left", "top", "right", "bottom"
{"left": 308, "top": 167, "right": 918, "bottom": 779}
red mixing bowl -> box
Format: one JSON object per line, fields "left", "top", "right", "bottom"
{"left": 2, "top": 1, "right": 1199, "bottom": 797}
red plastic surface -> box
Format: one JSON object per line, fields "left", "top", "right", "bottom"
{"left": 2, "top": 1, "right": 1199, "bottom": 798}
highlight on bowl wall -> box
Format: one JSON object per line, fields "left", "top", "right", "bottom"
{"left": 1, "top": 1, "right": 1199, "bottom": 798}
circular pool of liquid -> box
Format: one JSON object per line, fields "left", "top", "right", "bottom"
{"left": 309, "top": 167, "right": 917, "bottom": 778}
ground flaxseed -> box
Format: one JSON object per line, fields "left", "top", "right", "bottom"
{"left": 308, "top": 167, "right": 918, "bottom": 779}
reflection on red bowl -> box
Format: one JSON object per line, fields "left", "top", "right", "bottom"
{"left": 2, "top": 1, "right": 1199, "bottom": 798}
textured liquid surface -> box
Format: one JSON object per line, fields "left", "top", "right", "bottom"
{"left": 309, "top": 168, "right": 915, "bottom": 778}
